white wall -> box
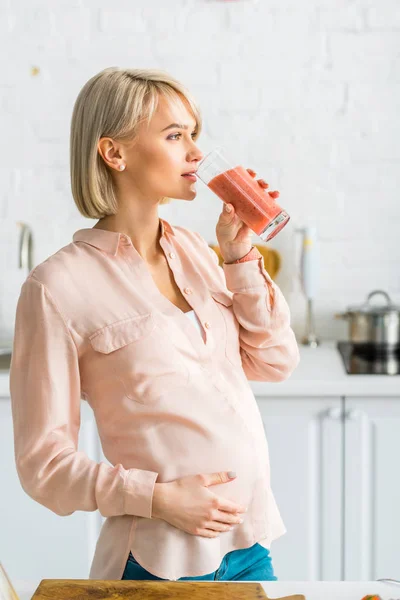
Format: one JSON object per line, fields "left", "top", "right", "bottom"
{"left": 1, "top": 0, "right": 399, "bottom": 344}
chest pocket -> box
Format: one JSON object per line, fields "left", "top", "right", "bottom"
{"left": 88, "top": 313, "right": 190, "bottom": 404}
{"left": 210, "top": 291, "right": 242, "bottom": 368}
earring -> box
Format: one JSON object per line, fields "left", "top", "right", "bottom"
{"left": 119, "top": 164, "right": 125, "bottom": 171}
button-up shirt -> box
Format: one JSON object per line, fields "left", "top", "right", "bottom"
{"left": 9, "top": 219, "right": 300, "bottom": 581}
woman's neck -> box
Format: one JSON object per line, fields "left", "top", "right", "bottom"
{"left": 93, "top": 209, "right": 163, "bottom": 264}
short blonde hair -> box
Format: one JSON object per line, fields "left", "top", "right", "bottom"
{"left": 70, "top": 67, "right": 202, "bottom": 219}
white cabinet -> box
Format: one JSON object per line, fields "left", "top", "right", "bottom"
{"left": 344, "top": 396, "right": 400, "bottom": 581}
{"left": 257, "top": 394, "right": 400, "bottom": 582}
{"left": 0, "top": 399, "right": 104, "bottom": 584}
{"left": 257, "top": 396, "right": 343, "bottom": 581}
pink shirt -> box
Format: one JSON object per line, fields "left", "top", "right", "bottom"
{"left": 9, "top": 219, "right": 300, "bottom": 581}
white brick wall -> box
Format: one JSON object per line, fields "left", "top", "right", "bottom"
{"left": 1, "top": 0, "right": 399, "bottom": 345}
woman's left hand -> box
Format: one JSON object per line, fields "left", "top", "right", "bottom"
{"left": 216, "top": 168, "right": 280, "bottom": 263}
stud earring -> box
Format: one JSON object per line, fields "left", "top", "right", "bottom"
{"left": 119, "top": 164, "right": 125, "bottom": 171}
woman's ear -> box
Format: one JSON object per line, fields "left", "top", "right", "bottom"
{"left": 98, "top": 137, "right": 123, "bottom": 171}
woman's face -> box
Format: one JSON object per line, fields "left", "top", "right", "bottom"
{"left": 119, "top": 94, "right": 203, "bottom": 203}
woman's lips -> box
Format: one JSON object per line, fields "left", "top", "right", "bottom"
{"left": 181, "top": 174, "right": 197, "bottom": 182}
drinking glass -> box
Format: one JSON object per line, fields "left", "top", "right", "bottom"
{"left": 197, "top": 148, "right": 290, "bottom": 242}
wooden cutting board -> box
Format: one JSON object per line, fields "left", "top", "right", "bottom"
{"left": 31, "top": 579, "right": 306, "bottom": 600}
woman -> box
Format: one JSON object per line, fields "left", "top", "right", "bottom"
{"left": 9, "top": 67, "right": 299, "bottom": 582}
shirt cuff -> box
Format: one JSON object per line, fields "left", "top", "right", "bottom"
{"left": 123, "top": 468, "right": 158, "bottom": 518}
{"left": 225, "top": 246, "right": 263, "bottom": 264}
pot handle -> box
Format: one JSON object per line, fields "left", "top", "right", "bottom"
{"left": 366, "top": 289, "right": 391, "bottom": 307}
{"left": 334, "top": 312, "right": 349, "bottom": 320}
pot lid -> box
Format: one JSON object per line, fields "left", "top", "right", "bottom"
{"left": 347, "top": 290, "right": 400, "bottom": 314}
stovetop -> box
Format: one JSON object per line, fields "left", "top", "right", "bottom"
{"left": 337, "top": 342, "right": 400, "bottom": 375}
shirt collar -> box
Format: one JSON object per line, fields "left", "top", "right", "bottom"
{"left": 72, "top": 218, "right": 175, "bottom": 256}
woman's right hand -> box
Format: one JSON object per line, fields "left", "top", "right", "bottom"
{"left": 151, "top": 472, "right": 247, "bottom": 538}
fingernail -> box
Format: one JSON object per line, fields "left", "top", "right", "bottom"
{"left": 227, "top": 471, "right": 236, "bottom": 478}
{"left": 224, "top": 204, "right": 232, "bottom": 213}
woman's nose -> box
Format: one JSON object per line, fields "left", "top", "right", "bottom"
{"left": 191, "top": 146, "right": 203, "bottom": 163}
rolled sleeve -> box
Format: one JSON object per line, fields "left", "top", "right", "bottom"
{"left": 223, "top": 258, "right": 300, "bottom": 382}
{"left": 223, "top": 257, "right": 275, "bottom": 311}
{"left": 124, "top": 469, "right": 159, "bottom": 518}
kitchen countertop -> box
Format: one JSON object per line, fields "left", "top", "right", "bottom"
{"left": 262, "top": 580, "right": 398, "bottom": 599}
{"left": 1, "top": 341, "right": 399, "bottom": 399}
{"left": 250, "top": 341, "right": 400, "bottom": 397}
{"left": 12, "top": 579, "right": 398, "bottom": 600}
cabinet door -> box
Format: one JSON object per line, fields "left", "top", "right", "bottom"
{"left": 0, "top": 398, "right": 106, "bottom": 584}
{"left": 257, "top": 396, "right": 343, "bottom": 581}
{"left": 344, "top": 396, "right": 400, "bottom": 581}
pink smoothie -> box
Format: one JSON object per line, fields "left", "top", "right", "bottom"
{"left": 208, "top": 165, "right": 282, "bottom": 236}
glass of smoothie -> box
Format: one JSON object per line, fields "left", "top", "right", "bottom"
{"left": 196, "top": 148, "right": 290, "bottom": 242}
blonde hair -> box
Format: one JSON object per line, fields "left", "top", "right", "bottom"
{"left": 70, "top": 67, "right": 202, "bottom": 219}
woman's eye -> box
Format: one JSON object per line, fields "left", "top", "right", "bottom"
{"left": 168, "top": 132, "right": 197, "bottom": 141}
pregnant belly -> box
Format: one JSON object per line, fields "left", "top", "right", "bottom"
{"left": 100, "top": 385, "right": 262, "bottom": 509}
{"left": 138, "top": 415, "right": 258, "bottom": 509}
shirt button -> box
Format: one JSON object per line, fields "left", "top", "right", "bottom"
{"left": 184, "top": 287, "right": 192, "bottom": 294}
{"left": 204, "top": 322, "right": 211, "bottom": 329}
{"left": 169, "top": 252, "right": 176, "bottom": 259}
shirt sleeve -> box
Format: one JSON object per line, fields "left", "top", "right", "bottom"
{"left": 206, "top": 240, "right": 300, "bottom": 382}
{"left": 9, "top": 276, "right": 158, "bottom": 518}
{"left": 226, "top": 246, "right": 263, "bottom": 264}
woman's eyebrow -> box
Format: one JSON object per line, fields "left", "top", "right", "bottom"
{"left": 161, "top": 123, "right": 197, "bottom": 132}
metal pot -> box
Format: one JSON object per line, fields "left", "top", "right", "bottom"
{"left": 335, "top": 290, "right": 400, "bottom": 348}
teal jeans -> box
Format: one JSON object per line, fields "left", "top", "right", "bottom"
{"left": 121, "top": 542, "right": 278, "bottom": 581}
